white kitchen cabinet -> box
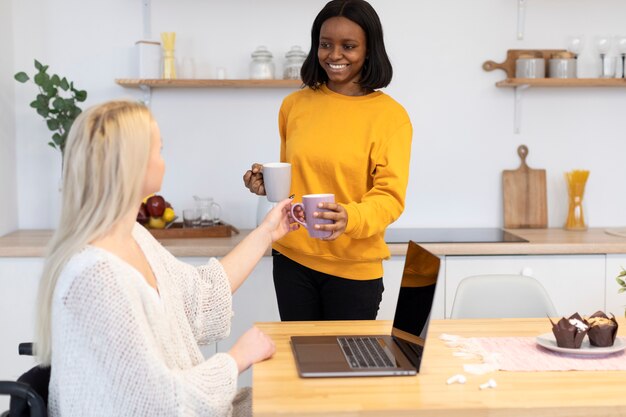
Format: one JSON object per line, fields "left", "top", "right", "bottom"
{"left": 445, "top": 255, "right": 605, "bottom": 318}
{"left": 605, "top": 255, "right": 626, "bottom": 318}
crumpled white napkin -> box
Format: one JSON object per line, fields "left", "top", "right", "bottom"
{"left": 439, "top": 334, "right": 501, "bottom": 375}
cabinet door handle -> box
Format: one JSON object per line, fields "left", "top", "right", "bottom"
{"left": 521, "top": 267, "right": 534, "bottom": 277}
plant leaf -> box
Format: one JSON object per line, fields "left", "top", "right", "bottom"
{"left": 60, "top": 78, "right": 69, "bottom": 91}
{"left": 47, "top": 119, "right": 60, "bottom": 131}
{"left": 14, "top": 72, "right": 30, "bottom": 83}
{"left": 70, "top": 107, "right": 82, "bottom": 118}
{"left": 61, "top": 118, "right": 74, "bottom": 134}
{"left": 50, "top": 74, "right": 60, "bottom": 86}
{"left": 37, "top": 107, "right": 49, "bottom": 117}
{"left": 52, "top": 97, "right": 65, "bottom": 110}
{"left": 34, "top": 59, "right": 43, "bottom": 70}
{"left": 75, "top": 90, "right": 87, "bottom": 102}
{"left": 33, "top": 72, "right": 50, "bottom": 87}
{"left": 619, "top": 287, "right": 626, "bottom": 294}
{"left": 45, "top": 84, "right": 57, "bottom": 97}
{"left": 617, "top": 278, "right": 626, "bottom": 287}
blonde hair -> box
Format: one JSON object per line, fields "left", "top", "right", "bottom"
{"left": 36, "top": 100, "right": 154, "bottom": 365}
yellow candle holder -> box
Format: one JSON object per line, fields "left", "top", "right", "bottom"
{"left": 161, "top": 32, "right": 177, "bottom": 80}
{"left": 564, "top": 170, "right": 589, "bottom": 231}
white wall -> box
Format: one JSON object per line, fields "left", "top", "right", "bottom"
{"left": 0, "top": 0, "right": 18, "bottom": 236}
{"left": 11, "top": 0, "right": 626, "bottom": 231}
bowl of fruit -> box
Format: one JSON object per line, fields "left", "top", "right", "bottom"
{"left": 137, "top": 194, "right": 177, "bottom": 230}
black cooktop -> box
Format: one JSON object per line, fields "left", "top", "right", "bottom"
{"left": 384, "top": 228, "right": 528, "bottom": 244}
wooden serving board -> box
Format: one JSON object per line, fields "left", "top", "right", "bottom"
{"left": 483, "top": 49, "right": 567, "bottom": 78}
{"left": 147, "top": 222, "right": 239, "bottom": 239}
{"left": 502, "top": 145, "right": 548, "bottom": 229}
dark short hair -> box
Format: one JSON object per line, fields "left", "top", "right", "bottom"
{"left": 301, "top": 0, "right": 393, "bottom": 90}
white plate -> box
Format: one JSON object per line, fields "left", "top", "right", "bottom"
{"left": 535, "top": 333, "right": 625, "bottom": 356}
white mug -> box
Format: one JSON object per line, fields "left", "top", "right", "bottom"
{"left": 263, "top": 162, "right": 291, "bottom": 202}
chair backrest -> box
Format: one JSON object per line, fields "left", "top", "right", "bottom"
{"left": 0, "top": 343, "right": 48, "bottom": 417}
{"left": 0, "top": 367, "right": 49, "bottom": 417}
{"left": 450, "top": 274, "right": 558, "bottom": 319}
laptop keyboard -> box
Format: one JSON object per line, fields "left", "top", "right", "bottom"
{"left": 337, "top": 337, "right": 395, "bottom": 369}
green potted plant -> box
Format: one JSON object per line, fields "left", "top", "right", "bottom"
{"left": 14, "top": 59, "right": 87, "bottom": 154}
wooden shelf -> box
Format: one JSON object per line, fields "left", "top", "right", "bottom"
{"left": 115, "top": 79, "right": 302, "bottom": 88}
{"left": 496, "top": 78, "right": 626, "bottom": 88}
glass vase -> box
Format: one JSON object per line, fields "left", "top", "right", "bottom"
{"left": 160, "top": 32, "right": 177, "bottom": 80}
{"left": 162, "top": 50, "right": 176, "bottom": 79}
{"left": 564, "top": 170, "right": 589, "bottom": 231}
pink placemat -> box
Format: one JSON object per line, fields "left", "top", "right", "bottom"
{"left": 469, "top": 336, "right": 626, "bottom": 371}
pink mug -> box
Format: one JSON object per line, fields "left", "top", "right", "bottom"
{"left": 290, "top": 194, "right": 335, "bottom": 238}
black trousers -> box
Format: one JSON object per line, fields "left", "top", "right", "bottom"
{"left": 272, "top": 251, "right": 384, "bottom": 321}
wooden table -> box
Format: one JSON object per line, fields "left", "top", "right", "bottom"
{"left": 253, "top": 318, "right": 626, "bottom": 416}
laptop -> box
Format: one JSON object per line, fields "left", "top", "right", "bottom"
{"left": 290, "top": 241, "right": 441, "bottom": 377}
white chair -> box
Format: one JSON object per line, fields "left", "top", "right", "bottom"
{"left": 450, "top": 274, "right": 558, "bottom": 319}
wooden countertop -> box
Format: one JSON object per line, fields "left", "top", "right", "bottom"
{"left": 253, "top": 318, "right": 626, "bottom": 417}
{"left": 1, "top": 228, "right": 626, "bottom": 258}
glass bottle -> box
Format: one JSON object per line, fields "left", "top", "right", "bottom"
{"left": 283, "top": 45, "right": 307, "bottom": 80}
{"left": 564, "top": 170, "right": 589, "bottom": 231}
{"left": 250, "top": 46, "right": 275, "bottom": 80}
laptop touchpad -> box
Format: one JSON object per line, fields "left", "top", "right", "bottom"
{"left": 295, "top": 344, "right": 344, "bottom": 363}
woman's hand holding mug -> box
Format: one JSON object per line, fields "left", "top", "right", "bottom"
{"left": 244, "top": 162, "right": 292, "bottom": 203}
{"left": 320, "top": 202, "right": 347, "bottom": 240}
{"left": 243, "top": 163, "right": 266, "bottom": 196}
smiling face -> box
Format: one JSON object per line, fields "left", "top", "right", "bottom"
{"left": 318, "top": 16, "right": 368, "bottom": 96}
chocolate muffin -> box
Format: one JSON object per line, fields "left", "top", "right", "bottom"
{"left": 550, "top": 313, "right": 589, "bottom": 349}
{"left": 585, "top": 311, "right": 618, "bottom": 347}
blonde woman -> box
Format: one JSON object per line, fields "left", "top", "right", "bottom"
{"left": 36, "top": 100, "right": 296, "bottom": 416}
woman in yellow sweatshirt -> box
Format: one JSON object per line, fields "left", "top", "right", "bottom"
{"left": 244, "top": 0, "right": 412, "bottom": 321}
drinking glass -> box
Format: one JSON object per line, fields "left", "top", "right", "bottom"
{"left": 595, "top": 36, "right": 612, "bottom": 77}
{"left": 616, "top": 35, "right": 626, "bottom": 78}
{"left": 183, "top": 208, "right": 201, "bottom": 228}
{"left": 566, "top": 35, "right": 585, "bottom": 59}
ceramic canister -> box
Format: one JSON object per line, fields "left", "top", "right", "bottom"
{"left": 515, "top": 56, "right": 546, "bottom": 78}
{"left": 135, "top": 40, "right": 161, "bottom": 79}
{"left": 548, "top": 52, "right": 577, "bottom": 78}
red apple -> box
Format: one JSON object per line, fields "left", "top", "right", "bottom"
{"left": 137, "top": 203, "right": 149, "bottom": 224}
{"left": 146, "top": 195, "right": 166, "bottom": 217}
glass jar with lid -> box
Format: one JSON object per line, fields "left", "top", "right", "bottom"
{"left": 250, "top": 46, "right": 275, "bottom": 80}
{"left": 283, "top": 45, "right": 307, "bottom": 80}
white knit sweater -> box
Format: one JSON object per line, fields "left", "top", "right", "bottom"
{"left": 48, "top": 223, "right": 247, "bottom": 417}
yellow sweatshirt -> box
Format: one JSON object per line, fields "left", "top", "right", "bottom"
{"left": 273, "top": 84, "right": 413, "bottom": 280}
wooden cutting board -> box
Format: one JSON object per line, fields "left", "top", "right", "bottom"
{"left": 502, "top": 145, "right": 547, "bottom": 229}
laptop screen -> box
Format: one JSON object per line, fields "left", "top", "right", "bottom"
{"left": 391, "top": 241, "right": 441, "bottom": 345}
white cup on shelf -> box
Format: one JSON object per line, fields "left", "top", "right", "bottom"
{"left": 179, "top": 57, "right": 196, "bottom": 79}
